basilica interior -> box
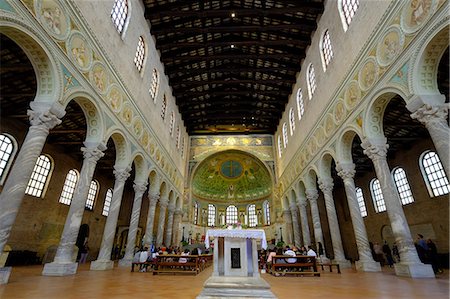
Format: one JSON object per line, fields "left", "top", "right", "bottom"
{"left": 0, "top": 0, "right": 449, "bottom": 298}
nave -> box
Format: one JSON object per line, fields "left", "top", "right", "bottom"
{"left": 1, "top": 264, "right": 448, "bottom": 299}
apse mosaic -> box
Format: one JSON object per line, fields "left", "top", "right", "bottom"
{"left": 192, "top": 151, "right": 272, "bottom": 202}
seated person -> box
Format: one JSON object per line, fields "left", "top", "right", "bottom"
{"left": 139, "top": 247, "right": 149, "bottom": 272}
{"left": 307, "top": 245, "right": 317, "bottom": 257}
{"left": 179, "top": 249, "right": 190, "bottom": 263}
{"left": 284, "top": 246, "right": 297, "bottom": 264}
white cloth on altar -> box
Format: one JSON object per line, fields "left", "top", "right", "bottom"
{"left": 204, "top": 229, "right": 267, "bottom": 249}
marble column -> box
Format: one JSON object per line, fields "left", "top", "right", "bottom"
{"left": 0, "top": 106, "right": 64, "bottom": 284}
{"left": 281, "top": 210, "right": 293, "bottom": 245}
{"left": 156, "top": 196, "right": 169, "bottom": 247}
{"left": 164, "top": 203, "right": 176, "bottom": 247}
{"left": 297, "top": 197, "right": 311, "bottom": 247}
{"left": 289, "top": 204, "right": 302, "bottom": 248}
{"left": 43, "top": 145, "right": 105, "bottom": 276}
{"left": 171, "top": 208, "right": 183, "bottom": 246}
{"left": 318, "top": 177, "right": 351, "bottom": 268}
{"left": 91, "top": 167, "right": 131, "bottom": 271}
{"left": 362, "top": 138, "right": 434, "bottom": 278}
{"left": 119, "top": 181, "right": 148, "bottom": 267}
{"left": 410, "top": 104, "right": 449, "bottom": 176}
{"left": 336, "top": 162, "right": 381, "bottom": 272}
{"left": 143, "top": 192, "right": 159, "bottom": 246}
{"left": 305, "top": 189, "right": 328, "bottom": 262}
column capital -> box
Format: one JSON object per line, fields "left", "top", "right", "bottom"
{"left": 174, "top": 208, "right": 183, "bottom": 215}
{"left": 410, "top": 103, "right": 449, "bottom": 125}
{"left": 168, "top": 203, "right": 176, "bottom": 213}
{"left": 81, "top": 146, "right": 105, "bottom": 163}
{"left": 28, "top": 103, "right": 65, "bottom": 130}
{"left": 113, "top": 166, "right": 131, "bottom": 183}
{"left": 336, "top": 162, "right": 356, "bottom": 180}
{"left": 133, "top": 181, "right": 148, "bottom": 195}
{"left": 361, "top": 138, "right": 388, "bottom": 161}
{"left": 297, "top": 198, "right": 308, "bottom": 208}
{"left": 318, "top": 178, "right": 334, "bottom": 194}
{"left": 305, "top": 189, "right": 319, "bottom": 203}
{"left": 289, "top": 203, "right": 298, "bottom": 212}
{"left": 159, "top": 196, "right": 169, "bottom": 208}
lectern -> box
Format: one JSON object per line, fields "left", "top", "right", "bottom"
{"left": 197, "top": 229, "right": 277, "bottom": 298}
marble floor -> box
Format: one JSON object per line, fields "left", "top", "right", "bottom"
{"left": 0, "top": 263, "right": 448, "bottom": 299}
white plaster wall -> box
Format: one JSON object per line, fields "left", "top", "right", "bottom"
{"left": 74, "top": 0, "right": 188, "bottom": 176}
{"left": 276, "top": 0, "right": 392, "bottom": 173}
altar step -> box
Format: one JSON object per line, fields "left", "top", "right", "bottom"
{"left": 197, "top": 276, "right": 277, "bottom": 298}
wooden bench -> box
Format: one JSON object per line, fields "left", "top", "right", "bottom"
{"left": 319, "top": 262, "right": 341, "bottom": 274}
{"left": 152, "top": 254, "right": 213, "bottom": 275}
{"left": 270, "top": 255, "right": 320, "bottom": 277}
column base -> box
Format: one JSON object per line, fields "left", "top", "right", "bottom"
{"left": 355, "top": 260, "right": 382, "bottom": 272}
{"left": 118, "top": 258, "right": 132, "bottom": 268}
{"left": 42, "top": 262, "right": 78, "bottom": 276}
{"left": 0, "top": 267, "right": 12, "bottom": 284}
{"left": 90, "top": 259, "right": 114, "bottom": 271}
{"left": 394, "top": 262, "right": 435, "bottom": 278}
{"left": 333, "top": 259, "right": 352, "bottom": 269}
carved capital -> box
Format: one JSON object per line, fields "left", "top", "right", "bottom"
{"left": 113, "top": 166, "right": 131, "bottom": 183}
{"left": 336, "top": 162, "right": 356, "bottom": 180}
{"left": 305, "top": 189, "right": 319, "bottom": 203}
{"left": 133, "top": 182, "right": 148, "bottom": 195}
{"left": 410, "top": 104, "right": 449, "bottom": 126}
{"left": 318, "top": 178, "right": 334, "bottom": 194}
{"left": 28, "top": 109, "right": 63, "bottom": 131}
{"left": 168, "top": 203, "right": 176, "bottom": 213}
{"left": 297, "top": 198, "right": 308, "bottom": 209}
{"left": 289, "top": 203, "right": 298, "bottom": 213}
{"left": 361, "top": 139, "right": 388, "bottom": 161}
{"left": 81, "top": 146, "right": 105, "bottom": 163}
{"left": 159, "top": 197, "right": 169, "bottom": 208}
{"left": 174, "top": 208, "right": 183, "bottom": 216}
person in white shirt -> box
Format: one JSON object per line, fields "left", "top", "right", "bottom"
{"left": 307, "top": 246, "right": 317, "bottom": 257}
{"left": 139, "top": 247, "right": 149, "bottom": 272}
{"left": 284, "top": 246, "right": 297, "bottom": 263}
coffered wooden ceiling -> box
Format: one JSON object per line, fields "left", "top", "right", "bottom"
{"left": 143, "top": 0, "right": 325, "bottom": 134}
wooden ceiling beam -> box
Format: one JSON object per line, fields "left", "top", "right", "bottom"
{"left": 162, "top": 52, "right": 300, "bottom": 63}
{"left": 152, "top": 24, "right": 314, "bottom": 35}
{"left": 172, "top": 78, "right": 295, "bottom": 88}
{"left": 175, "top": 89, "right": 289, "bottom": 99}
{"left": 157, "top": 39, "right": 310, "bottom": 50}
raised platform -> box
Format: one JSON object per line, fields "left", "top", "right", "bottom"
{"left": 197, "top": 276, "right": 277, "bottom": 298}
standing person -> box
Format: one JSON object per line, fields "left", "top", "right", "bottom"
{"left": 373, "top": 242, "right": 384, "bottom": 266}
{"left": 392, "top": 243, "right": 400, "bottom": 263}
{"left": 317, "top": 242, "right": 324, "bottom": 263}
{"left": 426, "top": 239, "right": 442, "bottom": 274}
{"left": 416, "top": 234, "right": 428, "bottom": 263}
{"left": 79, "top": 241, "right": 89, "bottom": 264}
{"left": 382, "top": 241, "right": 394, "bottom": 267}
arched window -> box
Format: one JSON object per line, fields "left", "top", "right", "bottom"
{"left": 181, "top": 137, "right": 185, "bottom": 157}
{"left": 420, "top": 151, "right": 449, "bottom": 197}
{"left": 102, "top": 188, "right": 113, "bottom": 216}
{"left": 169, "top": 111, "right": 175, "bottom": 136}
{"left": 59, "top": 169, "right": 79, "bottom": 205}
{"left": 370, "top": 178, "right": 386, "bottom": 213}
{"left": 296, "top": 89, "right": 304, "bottom": 120}
{"left": 193, "top": 202, "right": 199, "bottom": 225}
{"left": 0, "top": 133, "right": 17, "bottom": 184}
{"left": 208, "top": 204, "right": 216, "bottom": 227}
{"left": 111, "top": 0, "right": 129, "bottom": 34}
{"left": 282, "top": 123, "right": 288, "bottom": 148}
{"left": 339, "top": 0, "right": 360, "bottom": 31}
{"left": 176, "top": 126, "right": 181, "bottom": 148}
{"left": 320, "top": 30, "right": 334, "bottom": 71}
{"left": 149, "top": 68, "right": 159, "bottom": 102}
{"left": 25, "top": 154, "right": 52, "bottom": 198}
{"left": 289, "top": 108, "right": 295, "bottom": 135}
{"left": 248, "top": 204, "right": 257, "bottom": 227}
{"left": 264, "top": 201, "right": 271, "bottom": 225}
{"left": 392, "top": 167, "right": 415, "bottom": 205}
{"left": 307, "top": 64, "right": 316, "bottom": 100}
{"left": 86, "top": 180, "right": 98, "bottom": 211}
{"left": 226, "top": 205, "right": 238, "bottom": 224}
{"left": 355, "top": 187, "right": 367, "bottom": 217}
{"left": 134, "top": 36, "right": 145, "bottom": 72}
{"left": 161, "top": 94, "right": 167, "bottom": 120}
{"left": 277, "top": 135, "right": 282, "bottom": 158}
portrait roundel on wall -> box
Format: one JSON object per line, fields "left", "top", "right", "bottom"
{"left": 220, "top": 160, "right": 243, "bottom": 179}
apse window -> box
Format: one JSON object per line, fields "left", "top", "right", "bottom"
{"left": 25, "top": 154, "right": 52, "bottom": 198}
{"left": 370, "top": 178, "right": 386, "bottom": 213}
{"left": 321, "top": 30, "right": 334, "bottom": 70}
{"left": 355, "top": 187, "right": 367, "bottom": 217}
{"left": 248, "top": 204, "right": 257, "bottom": 227}
{"left": 0, "top": 133, "right": 16, "bottom": 184}
{"left": 134, "top": 36, "right": 145, "bottom": 73}
{"left": 59, "top": 169, "right": 79, "bottom": 205}
{"left": 420, "top": 151, "right": 450, "bottom": 197}
{"left": 103, "top": 188, "right": 113, "bottom": 216}
{"left": 111, "top": 0, "right": 129, "bottom": 34}
{"left": 264, "top": 201, "right": 271, "bottom": 225}
{"left": 307, "top": 64, "right": 316, "bottom": 99}
{"left": 226, "top": 205, "right": 238, "bottom": 224}
{"left": 392, "top": 167, "right": 415, "bottom": 205}
{"left": 85, "top": 180, "right": 98, "bottom": 211}
{"left": 208, "top": 204, "right": 216, "bottom": 227}
{"left": 194, "top": 202, "right": 199, "bottom": 225}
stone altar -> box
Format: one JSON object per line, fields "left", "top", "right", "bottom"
{"left": 197, "top": 229, "right": 277, "bottom": 298}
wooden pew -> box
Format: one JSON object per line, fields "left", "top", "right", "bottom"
{"left": 319, "top": 262, "right": 341, "bottom": 274}
{"left": 153, "top": 254, "right": 213, "bottom": 275}
{"left": 270, "top": 255, "right": 320, "bottom": 277}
